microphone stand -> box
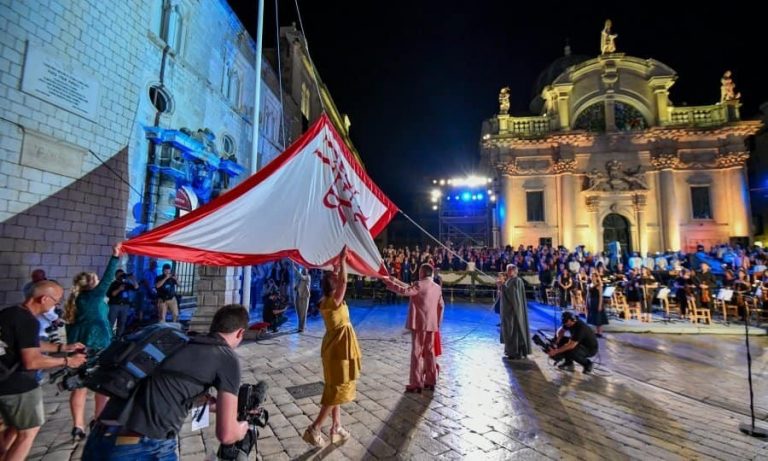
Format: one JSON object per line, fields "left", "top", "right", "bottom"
{"left": 738, "top": 309, "right": 768, "bottom": 438}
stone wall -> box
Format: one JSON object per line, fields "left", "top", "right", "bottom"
{"left": 0, "top": 147, "right": 129, "bottom": 304}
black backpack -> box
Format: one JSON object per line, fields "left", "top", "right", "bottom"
{"left": 83, "top": 323, "right": 223, "bottom": 400}
{"left": 0, "top": 305, "right": 21, "bottom": 381}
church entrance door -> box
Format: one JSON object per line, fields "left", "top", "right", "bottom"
{"left": 602, "top": 213, "right": 631, "bottom": 254}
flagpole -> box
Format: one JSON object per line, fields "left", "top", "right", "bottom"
{"left": 243, "top": 0, "right": 265, "bottom": 311}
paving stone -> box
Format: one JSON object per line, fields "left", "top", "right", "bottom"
{"left": 26, "top": 301, "right": 768, "bottom": 460}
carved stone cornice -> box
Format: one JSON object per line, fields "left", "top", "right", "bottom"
{"left": 716, "top": 151, "right": 749, "bottom": 168}
{"left": 585, "top": 196, "right": 600, "bottom": 212}
{"left": 495, "top": 162, "right": 516, "bottom": 176}
{"left": 552, "top": 159, "right": 577, "bottom": 174}
{"left": 650, "top": 154, "right": 680, "bottom": 170}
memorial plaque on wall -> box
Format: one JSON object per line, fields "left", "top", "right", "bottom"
{"left": 21, "top": 129, "right": 86, "bottom": 178}
{"left": 21, "top": 43, "right": 101, "bottom": 120}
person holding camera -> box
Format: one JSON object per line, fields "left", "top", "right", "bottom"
{"left": 546, "top": 311, "right": 597, "bottom": 373}
{"left": 0, "top": 280, "right": 87, "bottom": 461}
{"left": 155, "top": 264, "right": 179, "bottom": 323}
{"left": 83, "top": 304, "right": 251, "bottom": 460}
{"left": 107, "top": 269, "right": 138, "bottom": 337}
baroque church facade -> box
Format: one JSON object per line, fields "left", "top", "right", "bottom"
{"left": 481, "top": 21, "right": 762, "bottom": 255}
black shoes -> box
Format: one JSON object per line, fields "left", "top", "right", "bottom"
{"left": 404, "top": 386, "right": 422, "bottom": 394}
{"left": 424, "top": 384, "right": 435, "bottom": 391}
{"left": 71, "top": 427, "right": 86, "bottom": 442}
{"left": 583, "top": 360, "right": 594, "bottom": 374}
{"left": 557, "top": 361, "right": 575, "bottom": 372}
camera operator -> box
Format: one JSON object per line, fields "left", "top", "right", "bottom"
{"left": 83, "top": 304, "right": 251, "bottom": 460}
{"left": 155, "top": 264, "right": 178, "bottom": 323}
{"left": 107, "top": 269, "right": 138, "bottom": 337}
{"left": 0, "top": 281, "right": 87, "bottom": 461}
{"left": 547, "top": 311, "right": 598, "bottom": 373}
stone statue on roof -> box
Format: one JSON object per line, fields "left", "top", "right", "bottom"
{"left": 601, "top": 19, "right": 617, "bottom": 54}
{"left": 720, "top": 70, "right": 741, "bottom": 103}
{"left": 499, "top": 87, "right": 511, "bottom": 115}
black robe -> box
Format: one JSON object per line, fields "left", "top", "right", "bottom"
{"left": 500, "top": 276, "right": 532, "bottom": 358}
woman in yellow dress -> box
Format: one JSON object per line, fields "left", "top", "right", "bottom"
{"left": 303, "top": 247, "right": 362, "bottom": 447}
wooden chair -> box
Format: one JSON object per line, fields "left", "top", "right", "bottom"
{"left": 687, "top": 296, "right": 712, "bottom": 325}
{"left": 572, "top": 290, "right": 587, "bottom": 315}
{"left": 745, "top": 296, "right": 765, "bottom": 324}
{"left": 612, "top": 292, "right": 641, "bottom": 320}
{"left": 545, "top": 287, "right": 559, "bottom": 306}
{"left": 657, "top": 288, "right": 678, "bottom": 319}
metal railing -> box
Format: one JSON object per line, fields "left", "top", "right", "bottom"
{"left": 174, "top": 261, "right": 196, "bottom": 296}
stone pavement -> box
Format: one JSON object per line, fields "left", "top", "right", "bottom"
{"left": 29, "top": 300, "right": 768, "bottom": 460}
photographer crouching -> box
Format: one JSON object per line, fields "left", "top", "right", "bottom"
{"left": 83, "top": 304, "right": 258, "bottom": 460}
{"left": 542, "top": 311, "right": 598, "bottom": 374}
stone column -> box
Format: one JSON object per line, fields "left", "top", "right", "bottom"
{"left": 718, "top": 152, "right": 751, "bottom": 237}
{"left": 651, "top": 154, "right": 680, "bottom": 251}
{"left": 633, "top": 194, "right": 648, "bottom": 256}
{"left": 189, "top": 265, "right": 242, "bottom": 333}
{"left": 586, "top": 196, "right": 601, "bottom": 252}
{"left": 497, "top": 163, "right": 515, "bottom": 246}
{"left": 554, "top": 160, "right": 577, "bottom": 249}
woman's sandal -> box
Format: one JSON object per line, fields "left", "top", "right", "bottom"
{"left": 330, "top": 426, "right": 351, "bottom": 444}
{"left": 71, "top": 426, "right": 86, "bottom": 442}
{"left": 302, "top": 425, "right": 327, "bottom": 448}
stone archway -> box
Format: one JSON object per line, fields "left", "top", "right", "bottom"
{"left": 602, "top": 213, "right": 632, "bottom": 254}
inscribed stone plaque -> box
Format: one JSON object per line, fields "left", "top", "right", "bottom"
{"left": 21, "top": 129, "right": 86, "bottom": 178}
{"left": 21, "top": 43, "right": 101, "bottom": 120}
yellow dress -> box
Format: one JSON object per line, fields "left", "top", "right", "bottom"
{"left": 319, "top": 297, "right": 362, "bottom": 405}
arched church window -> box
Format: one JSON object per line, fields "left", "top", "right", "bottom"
{"left": 615, "top": 102, "right": 647, "bottom": 131}
{"left": 573, "top": 103, "right": 606, "bottom": 132}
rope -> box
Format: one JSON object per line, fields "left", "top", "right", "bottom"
{"left": 274, "top": 0, "right": 287, "bottom": 149}
{"left": 88, "top": 149, "right": 143, "bottom": 197}
{"left": 292, "top": 0, "right": 327, "bottom": 114}
{"left": 397, "top": 209, "right": 495, "bottom": 280}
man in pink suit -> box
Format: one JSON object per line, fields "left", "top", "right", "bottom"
{"left": 384, "top": 264, "right": 445, "bottom": 393}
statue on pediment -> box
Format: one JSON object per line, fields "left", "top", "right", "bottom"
{"left": 585, "top": 161, "right": 648, "bottom": 192}
{"left": 720, "top": 70, "right": 741, "bottom": 103}
{"left": 499, "top": 87, "right": 510, "bottom": 115}
{"left": 586, "top": 168, "right": 609, "bottom": 191}
{"left": 600, "top": 19, "right": 617, "bottom": 54}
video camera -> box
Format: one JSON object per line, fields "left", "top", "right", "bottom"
{"left": 531, "top": 330, "right": 556, "bottom": 354}
{"left": 48, "top": 349, "right": 98, "bottom": 392}
{"left": 217, "top": 381, "right": 269, "bottom": 461}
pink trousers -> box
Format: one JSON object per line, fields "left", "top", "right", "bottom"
{"left": 410, "top": 330, "right": 437, "bottom": 388}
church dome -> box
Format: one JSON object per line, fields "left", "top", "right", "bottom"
{"left": 529, "top": 47, "right": 590, "bottom": 114}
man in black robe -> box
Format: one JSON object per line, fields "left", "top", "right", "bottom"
{"left": 500, "top": 264, "right": 531, "bottom": 359}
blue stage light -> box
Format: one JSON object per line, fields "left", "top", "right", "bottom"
{"left": 477, "top": 193, "right": 484, "bottom": 199}
{"left": 461, "top": 192, "right": 470, "bottom": 201}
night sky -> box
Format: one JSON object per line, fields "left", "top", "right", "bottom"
{"left": 229, "top": 0, "right": 767, "bottom": 212}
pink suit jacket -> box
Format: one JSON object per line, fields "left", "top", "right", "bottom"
{"left": 387, "top": 278, "right": 445, "bottom": 331}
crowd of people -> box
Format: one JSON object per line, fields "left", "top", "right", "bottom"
{"left": 2, "top": 239, "right": 764, "bottom": 459}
